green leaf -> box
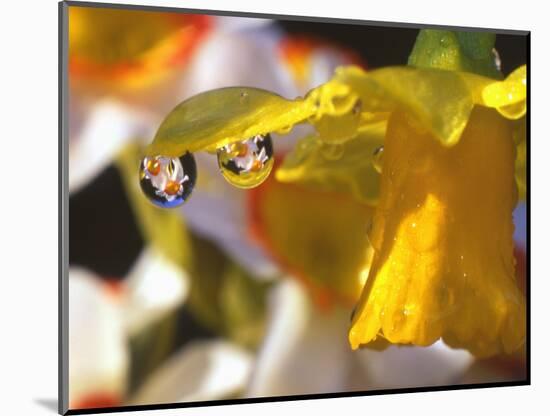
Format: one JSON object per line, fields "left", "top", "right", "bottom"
{"left": 408, "top": 29, "right": 502, "bottom": 79}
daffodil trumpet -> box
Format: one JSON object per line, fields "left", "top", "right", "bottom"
{"left": 348, "top": 107, "right": 525, "bottom": 357}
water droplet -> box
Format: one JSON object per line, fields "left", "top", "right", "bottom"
{"left": 276, "top": 125, "right": 293, "bottom": 135}
{"left": 366, "top": 219, "right": 373, "bottom": 235}
{"left": 439, "top": 35, "right": 451, "bottom": 48}
{"left": 492, "top": 48, "right": 502, "bottom": 72}
{"left": 217, "top": 134, "right": 274, "bottom": 189}
{"left": 320, "top": 143, "right": 344, "bottom": 160}
{"left": 139, "top": 153, "right": 197, "bottom": 208}
{"left": 372, "top": 146, "right": 384, "bottom": 173}
{"left": 352, "top": 99, "right": 362, "bottom": 115}
{"left": 239, "top": 90, "right": 249, "bottom": 104}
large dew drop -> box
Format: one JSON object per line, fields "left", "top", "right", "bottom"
{"left": 139, "top": 152, "right": 197, "bottom": 208}
{"left": 217, "top": 134, "right": 274, "bottom": 189}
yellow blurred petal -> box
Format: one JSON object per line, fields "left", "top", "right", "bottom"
{"left": 349, "top": 107, "right": 525, "bottom": 357}
{"left": 276, "top": 121, "right": 386, "bottom": 205}
{"left": 69, "top": 7, "right": 211, "bottom": 89}
{"left": 249, "top": 176, "right": 374, "bottom": 307}
{"left": 513, "top": 118, "right": 527, "bottom": 200}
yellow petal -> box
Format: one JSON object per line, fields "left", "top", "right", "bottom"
{"left": 249, "top": 174, "right": 374, "bottom": 307}
{"left": 145, "top": 87, "right": 317, "bottom": 156}
{"left": 317, "top": 66, "right": 482, "bottom": 146}
{"left": 349, "top": 107, "right": 525, "bottom": 357}
{"left": 482, "top": 65, "right": 527, "bottom": 120}
{"left": 145, "top": 65, "right": 527, "bottom": 158}
{"left": 275, "top": 121, "right": 386, "bottom": 205}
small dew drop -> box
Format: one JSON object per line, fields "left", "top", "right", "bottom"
{"left": 366, "top": 219, "right": 373, "bottom": 235}
{"left": 492, "top": 48, "right": 502, "bottom": 72}
{"left": 372, "top": 146, "right": 384, "bottom": 173}
{"left": 239, "top": 91, "right": 249, "bottom": 104}
{"left": 139, "top": 153, "right": 197, "bottom": 208}
{"left": 276, "top": 125, "right": 293, "bottom": 135}
{"left": 320, "top": 143, "right": 345, "bottom": 160}
{"left": 352, "top": 99, "right": 362, "bottom": 115}
{"left": 217, "top": 134, "right": 274, "bottom": 189}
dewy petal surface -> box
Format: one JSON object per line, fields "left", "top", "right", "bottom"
{"left": 145, "top": 87, "right": 317, "bottom": 156}
{"left": 349, "top": 107, "right": 526, "bottom": 357}
{"left": 144, "top": 65, "right": 525, "bottom": 162}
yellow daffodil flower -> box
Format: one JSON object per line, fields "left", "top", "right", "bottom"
{"left": 145, "top": 29, "right": 527, "bottom": 358}
{"left": 348, "top": 106, "right": 525, "bottom": 357}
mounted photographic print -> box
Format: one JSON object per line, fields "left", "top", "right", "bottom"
{"left": 59, "top": 1, "right": 529, "bottom": 414}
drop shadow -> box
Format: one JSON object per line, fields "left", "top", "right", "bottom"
{"left": 34, "top": 398, "right": 58, "bottom": 413}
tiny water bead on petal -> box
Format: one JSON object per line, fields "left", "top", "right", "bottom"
{"left": 139, "top": 153, "right": 197, "bottom": 208}
{"left": 372, "top": 145, "right": 384, "bottom": 174}
{"left": 217, "top": 134, "right": 274, "bottom": 189}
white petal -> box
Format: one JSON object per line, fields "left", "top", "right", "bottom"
{"left": 309, "top": 49, "right": 351, "bottom": 89}
{"left": 213, "top": 16, "right": 275, "bottom": 32}
{"left": 353, "top": 340, "right": 474, "bottom": 389}
{"left": 246, "top": 279, "right": 351, "bottom": 396}
{"left": 179, "top": 30, "right": 293, "bottom": 98}
{"left": 123, "top": 248, "right": 190, "bottom": 335}
{"left": 69, "top": 99, "right": 156, "bottom": 194}
{"left": 68, "top": 268, "right": 129, "bottom": 405}
{"left": 129, "top": 340, "right": 253, "bottom": 405}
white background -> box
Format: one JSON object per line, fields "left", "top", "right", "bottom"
{"left": 0, "top": 0, "right": 547, "bottom": 414}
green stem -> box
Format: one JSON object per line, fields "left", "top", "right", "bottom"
{"left": 408, "top": 29, "right": 502, "bottom": 79}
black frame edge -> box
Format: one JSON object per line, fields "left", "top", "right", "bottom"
{"left": 59, "top": 1, "right": 69, "bottom": 415}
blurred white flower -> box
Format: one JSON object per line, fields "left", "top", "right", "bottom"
{"left": 68, "top": 248, "right": 189, "bottom": 408}
{"left": 130, "top": 340, "right": 254, "bottom": 405}
{"left": 246, "top": 279, "right": 473, "bottom": 396}
{"left": 123, "top": 248, "right": 190, "bottom": 335}
{"left": 69, "top": 268, "right": 128, "bottom": 408}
